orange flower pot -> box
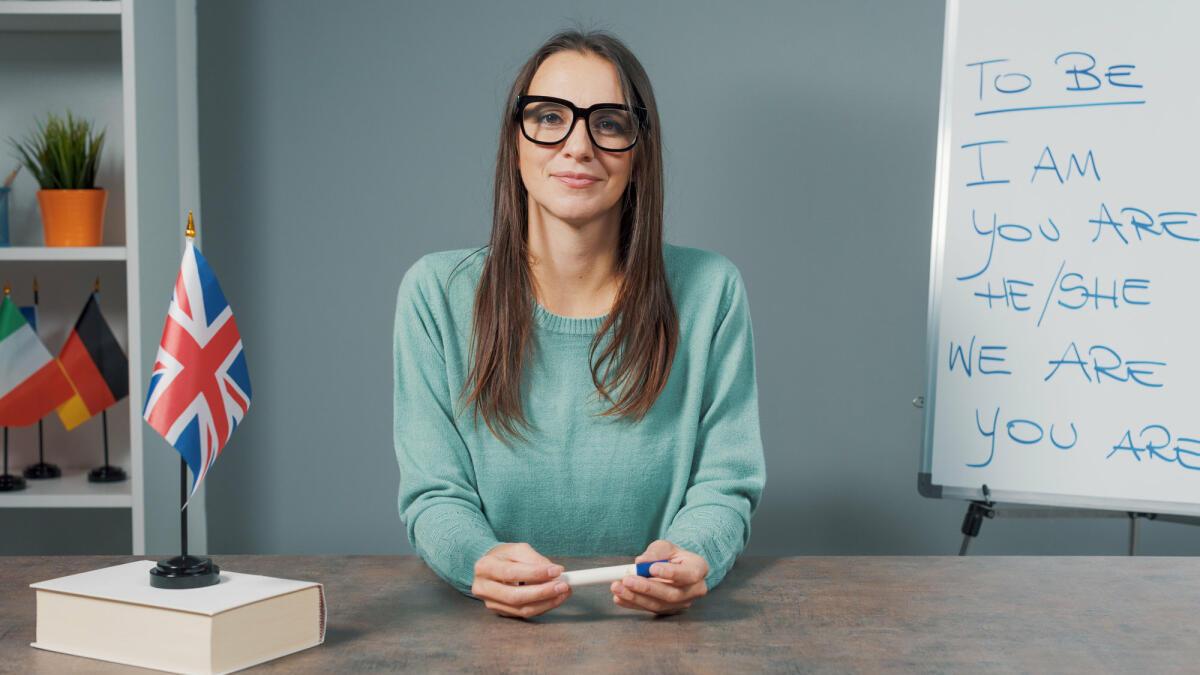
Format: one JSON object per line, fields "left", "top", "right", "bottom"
{"left": 37, "top": 189, "right": 107, "bottom": 246}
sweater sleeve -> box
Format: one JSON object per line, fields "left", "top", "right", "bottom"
{"left": 665, "top": 265, "right": 766, "bottom": 590}
{"left": 393, "top": 257, "right": 500, "bottom": 596}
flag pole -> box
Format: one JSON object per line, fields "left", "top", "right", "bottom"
{"left": 87, "top": 277, "right": 125, "bottom": 483}
{"left": 149, "top": 211, "right": 219, "bottom": 589}
{"left": 0, "top": 426, "right": 25, "bottom": 491}
{"left": 181, "top": 457, "right": 188, "bottom": 557}
{"left": 180, "top": 214, "right": 193, "bottom": 559}
{"left": 0, "top": 282, "right": 26, "bottom": 492}
{"left": 25, "top": 276, "right": 61, "bottom": 480}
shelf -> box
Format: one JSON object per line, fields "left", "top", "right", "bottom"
{"left": 0, "top": 469, "right": 131, "bottom": 508}
{"left": 0, "top": 1, "right": 120, "bottom": 32}
{"left": 0, "top": 0, "right": 120, "bottom": 13}
{"left": 0, "top": 246, "right": 126, "bottom": 261}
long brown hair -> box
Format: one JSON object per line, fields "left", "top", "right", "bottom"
{"left": 460, "top": 30, "right": 677, "bottom": 443}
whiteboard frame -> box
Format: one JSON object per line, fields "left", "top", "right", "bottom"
{"left": 919, "top": 0, "right": 1200, "bottom": 518}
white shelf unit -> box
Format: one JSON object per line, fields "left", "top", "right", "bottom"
{"left": 0, "top": 0, "right": 143, "bottom": 551}
{"left": 0, "top": 1, "right": 119, "bottom": 31}
{"left": 0, "top": 246, "right": 127, "bottom": 261}
{"left": 0, "top": 469, "right": 132, "bottom": 507}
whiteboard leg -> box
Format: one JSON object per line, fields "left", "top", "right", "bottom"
{"left": 1128, "top": 514, "right": 1138, "bottom": 556}
{"left": 959, "top": 500, "right": 994, "bottom": 556}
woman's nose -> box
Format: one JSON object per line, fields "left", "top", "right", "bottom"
{"left": 560, "top": 117, "right": 594, "bottom": 159}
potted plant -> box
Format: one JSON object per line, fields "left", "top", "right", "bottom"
{"left": 10, "top": 112, "right": 107, "bottom": 246}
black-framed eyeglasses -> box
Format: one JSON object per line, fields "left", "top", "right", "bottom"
{"left": 514, "top": 95, "right": 648, "bottom": 152}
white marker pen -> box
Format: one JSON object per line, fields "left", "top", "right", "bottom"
{"left": 560, "top": 559, "right": 670, "bottom": 587}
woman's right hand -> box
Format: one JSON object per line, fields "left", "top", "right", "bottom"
{"left": 472, "top": 543, "right": 571, "bottom": 618}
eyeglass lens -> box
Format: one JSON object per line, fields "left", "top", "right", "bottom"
{"left": 521, "top": 101, "right": 637, "bottom": 151}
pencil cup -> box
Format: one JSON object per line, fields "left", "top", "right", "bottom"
{"left": 0, "top": 187, "right": 9, "bottom": 246}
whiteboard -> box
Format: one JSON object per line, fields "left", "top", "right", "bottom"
{"left": 921, "top": 0, "right": 1200, "bottom": 516}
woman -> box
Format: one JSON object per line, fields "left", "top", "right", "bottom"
{"left": 394, "top": 30, "right": 765, "bottom": 618}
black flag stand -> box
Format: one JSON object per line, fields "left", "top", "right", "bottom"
{"left": 0, "top": 427, "right": 26, "bottom": 491}
{"left": 87, "top": 410, "right": 126, "bottom": 482}
{"left": 24, "top": 277, "right": 60, "bottom": 480}
{"left": 23, "top": 418, "right": 60, "bottom": 479}
{"left": 84, "top": 279, "right": 125, "bottom": 483}
{"left": 149, "top": 457, "right": 219, "bottom": 588}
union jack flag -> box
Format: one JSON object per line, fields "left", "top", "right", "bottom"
{"left": 144, "top": 238, "right": 251, "bottom": 502}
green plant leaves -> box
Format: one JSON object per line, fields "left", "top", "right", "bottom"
{"left": 8, "top": 111, "right": 107, "bottom": 190}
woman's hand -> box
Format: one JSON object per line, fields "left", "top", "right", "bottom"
{"left": 472, "top": 542, "right": 571, "bottom": 618}
{"left": 611, "top": 539, "right": 709, "bottom": 615}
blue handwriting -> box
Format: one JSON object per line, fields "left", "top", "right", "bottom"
{"left": 971, "top": 407, "right": 1077, "bottom": 468}
{"left": 1043, "top": 342, "right": 1165, "bottom": 387}
{"left": 947, "top": 336, "right": 1012, "bottom": 377}
{"left": 1108, "top": 425, "right": 1200, "bottom": 471}
{"left": 1090, "top": 204, "right": 1199, "bottom": 244}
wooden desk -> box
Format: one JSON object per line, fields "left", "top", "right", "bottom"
{"left": 3, "top": 556, "right": 1197, "bottom": 672}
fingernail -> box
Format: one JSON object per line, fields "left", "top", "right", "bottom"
{"left": 626, "top": 578, "right": 641, "bottom": 591}
{"left": 554, "top": 582, "right": 568, "bottom": 593}
{"left": 548, "top": 565, "right": 562, "bottom": 577}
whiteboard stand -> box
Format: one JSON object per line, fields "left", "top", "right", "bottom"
{"left": 956, "top": 485, "right": 1200, "bottom": 556}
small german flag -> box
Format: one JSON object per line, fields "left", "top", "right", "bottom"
{"left": 57, "top": 293, "right": 128, "bottom": 430}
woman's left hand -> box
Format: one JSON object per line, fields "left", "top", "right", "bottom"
{"left": 611, "top": 539, "right": 709, "bottom": 615}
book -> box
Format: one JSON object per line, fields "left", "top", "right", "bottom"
{"left": 31, "top": 560, "right": 326, "bottom": 675}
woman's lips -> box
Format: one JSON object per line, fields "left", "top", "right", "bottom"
{"left": 553, "top": 173, "right": 601, "bottom": 188}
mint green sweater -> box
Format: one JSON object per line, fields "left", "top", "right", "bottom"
{"left": 393, "top": 244, "right": 765, "bottom": 596}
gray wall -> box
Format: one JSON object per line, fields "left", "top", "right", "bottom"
{"left": 195, "top": 0, "right": 1200, "bottom": 557}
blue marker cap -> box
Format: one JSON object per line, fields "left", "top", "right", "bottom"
{"left": 635, "top": 559, "right": 671, "bottom": 577}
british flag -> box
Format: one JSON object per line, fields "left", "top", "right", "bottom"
{"left": 144, "top": 238, "right": 251, "bottom": 502}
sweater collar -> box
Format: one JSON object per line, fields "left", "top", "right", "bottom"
{"left": 533, "top": 302, "right": 608, "bottom": 335}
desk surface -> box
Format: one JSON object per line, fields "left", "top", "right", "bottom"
{"left": 3, "top": 555, "right": 1197, "bottom": 672}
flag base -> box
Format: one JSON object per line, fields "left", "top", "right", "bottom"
{"left": 24, "top": 462, "right": 61, "bottom": 479}
{"left": 0, "top": 473, "right": 26, "bottom": 491}
{"left": 149, "top": 555, "right": 220, "bottom": 589}
{"left": 88, "top": 465, "right": 126, "bottom": 483}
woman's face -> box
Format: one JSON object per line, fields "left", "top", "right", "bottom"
{"left": 518, "top": 51, "right": 635, "bottom": 229}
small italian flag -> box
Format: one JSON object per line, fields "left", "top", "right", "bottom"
{"left": 0, "top": 294, "right": 75, "bottom": 427}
